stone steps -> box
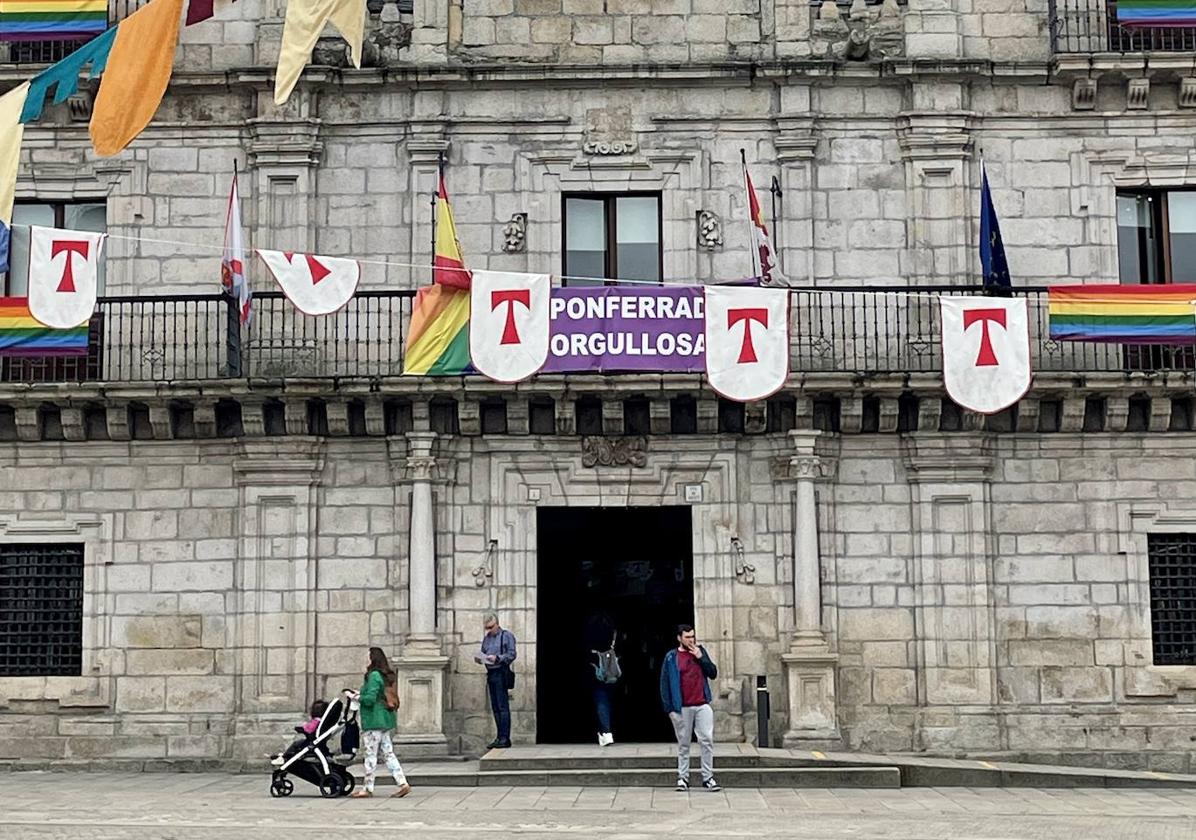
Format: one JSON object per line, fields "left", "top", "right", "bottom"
{"left": 374, "top": 763, "right": 902, "bottom": 789}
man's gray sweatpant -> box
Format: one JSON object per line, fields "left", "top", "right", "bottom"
{"left": 669, "top": 704, "right": 714, "bottom": 782}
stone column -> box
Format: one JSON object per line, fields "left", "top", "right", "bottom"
{"left": 406, "top": 431, "right": 437, "bottom": 644}
{"left": 387, "top": 431, "right": 450, "bottom": 755}
{"left": 779, "top": 430, "right": 841, "bottom": 747}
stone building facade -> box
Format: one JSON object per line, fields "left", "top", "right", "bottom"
{"left": 3, "top": 0, "right": 1196, "bottom": 770}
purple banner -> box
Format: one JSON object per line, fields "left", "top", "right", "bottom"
{"left": 543, "top": 287, "right": 706, "bottom": 373}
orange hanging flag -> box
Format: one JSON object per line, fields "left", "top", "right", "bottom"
{"left": 89, "top": 0, "right": 184, "bottom": 157}
{"left": 433, "top": 169, "right": 471, "bottom": 290}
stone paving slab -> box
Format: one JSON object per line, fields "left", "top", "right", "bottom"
{"left": 4, "top": 772, "right": 1196, "bottom": 840}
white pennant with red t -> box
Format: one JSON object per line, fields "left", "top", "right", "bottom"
{"left": 27, "top": 225, "right": 107, "bottom": 329}
{"left": 469, "top": 270, "right": 550, "bottom": 383}
{"left": 940, "top": 296, "right": 1031, "bottom": 414}
{"left": 257, "top": 249, "right": 360, "bottom": 316}
{"left": 704, "top": 285, "right": 790, "bottom": 402}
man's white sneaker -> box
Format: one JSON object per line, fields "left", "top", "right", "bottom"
{"left": 702, "top": 778, "right": 721, "bottom": 792}
{"left": 270, "top": 755, "right": 285, "bottom": 767}
{"left": 676, "top": 777, "right": 689, "bottom": 792}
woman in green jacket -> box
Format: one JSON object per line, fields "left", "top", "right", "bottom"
{"left": 350, "top": 647, "right": 411, "bottom": 798}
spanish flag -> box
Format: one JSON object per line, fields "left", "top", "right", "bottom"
{"left": 404, "top": 165, "right": 471, "bottom": 375}
{"left": 433, "top": 168, "right": 471, "bottom": 290}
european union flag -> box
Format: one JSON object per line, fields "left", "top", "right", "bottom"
{"left": 979, "top": 164, "right": 1011, "bottom": 289}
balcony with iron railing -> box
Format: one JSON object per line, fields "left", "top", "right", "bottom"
{"left": 0, "top": 0, "right": 416, "bottom": 66}
{"left": 3, "top": 286, "right": 1191, "bottom": 386}
{"left": 1051, "top": 0, "right": 1196, "bottom": 53}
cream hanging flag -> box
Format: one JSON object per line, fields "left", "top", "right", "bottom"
{"left": 27, "top": 226, "right": 107, "bottom": 329}
{"left": 274, "top": 0, "right": 364, "bottom": 105}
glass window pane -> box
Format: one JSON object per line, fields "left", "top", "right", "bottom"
{"left": 6, "top": 203, "right": 55, "bottom": 296}
{"left": 64, "top": 202, "right": 106, "bottom": 294}
{"left": 1168, "top": 192, "right": 1196, "bottom": 283}
{"left": 615, "top": 196, "right": 660, "bottom": 283}
{"left": 565, "top": 197, "right": 606, "bottom": 284}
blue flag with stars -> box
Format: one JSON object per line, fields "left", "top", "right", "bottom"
{"left": 980, "top": 163, "right": 1010, "bottom": 289}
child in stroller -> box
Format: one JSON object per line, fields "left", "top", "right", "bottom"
{"left": 269, "top": 690, "right": 361, "bottom": 798}
{"left": 271, "top": 700, "right": 329, "bottom": 766}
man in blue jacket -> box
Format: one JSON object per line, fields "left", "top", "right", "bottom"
{"left": 659, "top": 623, "right": 719, "bottom": 791}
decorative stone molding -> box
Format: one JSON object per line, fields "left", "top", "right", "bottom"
{"left": 813, "top": 0, "right": 904, "bottom": 61}
{"left": 1073, "top": 78, "right": 1097, "bottom": 111}
{"left": 1181, "top": 78, "right": 1196, "bottom": 108}
{"left": 14, "top": 406, "right": 38, "bottom": 441}
{"left": 582, "top": 140, "right": 637, "bottom": 156}
{"left": 502, "top": 213, "right": 527, "bottom": 253}
{"left": 581, "top": 435, "right": 647, "bottom": 468}
{"left": 697, "top": 210, "right": 723, "bottom": 251}
{"left": 1127, "top": 78, "right": 1150, "bottom": 110}
{"left": 361, "top": 2, "right": 414, "bottom": 68}
{"left": 582, "top": 105, "right": 637, "bottom": 156}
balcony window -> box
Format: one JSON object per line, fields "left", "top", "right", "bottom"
{"left": 4, "top": 201, "right": 107, "bottom": 295}
{"left": 562, "top": 193, "right": 661, "bottom": 286}
{"left": 1117, "top": 190, "right": 1196, "bottom": 284}
{"left": 1053, "top": 0, "right": 1196, "bottom": 53}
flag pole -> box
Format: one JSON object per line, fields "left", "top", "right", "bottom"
{"left": 770, "top": 174, "right": 783, "bottom": 274}
{"left": 741, "top": 148, "right": 761, "bottom": 283}
{"left": 431, "top": 151, "right": 442, "bottom": 285}
{"left": 226, "top": 158, "right": 243, "bottom": 377}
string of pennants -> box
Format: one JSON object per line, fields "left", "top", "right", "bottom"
{"left": 12, "top": 216, "right": 1196, "bottom": 411}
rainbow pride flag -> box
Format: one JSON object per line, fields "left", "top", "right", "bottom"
{"left": 403, "top": 283, "right": 469, "bottom": 375}
{"left": 0, "top": 296, "right": 88, "bottom": 355}
{"left": 1117, "top": 0, "right": 1196, "bottom": 27}
{"left": 0, "top": 0, "right": 108, "bottom": 41}
{"left": 1048, "top": 284, "right": 1196, "bottom": 344}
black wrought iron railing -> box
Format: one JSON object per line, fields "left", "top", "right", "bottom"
{"left": 1051, "top": 0, "right": 1196, "bottom": 53}
{"left": 1, "top": 286, "right": 1191, "bottom": 385}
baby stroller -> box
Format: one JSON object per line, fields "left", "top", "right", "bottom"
{"left": 269, "top": 690, "right": 360, "bottom": 798}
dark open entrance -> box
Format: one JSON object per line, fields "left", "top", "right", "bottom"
{"left": 536, "top": 505, "right": 694, "bottom": 744}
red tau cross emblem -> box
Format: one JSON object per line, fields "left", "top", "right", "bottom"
{"left": 962, "top": 307, "right": 1007, "bottom": 367}
{"left": 491, "top": 289, "right": 531, "bottom": 345}
{"left": 727, "top": 307, "right": 769, "bottom": 364}
{"left": 51, "top": 239, "right": 90, "bottom": 293}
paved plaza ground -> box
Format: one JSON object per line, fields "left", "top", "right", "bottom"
{"left": 3, "top": 772, "right": 1196, "bottom": 839}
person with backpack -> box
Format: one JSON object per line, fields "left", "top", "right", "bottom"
{"left": 474, "top": 613, "right": 516, "bottom": 749}
{"left": 350, "top": 647, "right": 411, "bottom": 798}
{"left": 585, "top": 611, "right": 620, "bottom": 746}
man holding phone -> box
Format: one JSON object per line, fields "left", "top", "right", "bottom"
{"left": 659, "top": 623, "right": 719, "bottom": 791}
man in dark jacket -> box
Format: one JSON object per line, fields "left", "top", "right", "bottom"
{"left": 659, "top": 623, "right": 719, "bottom": 791}
{"left": 475, "top": 612, "right": 516, "bottom": 749}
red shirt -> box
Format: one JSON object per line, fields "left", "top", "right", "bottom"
{"left": 678, "top": 650, "right": 706, "bottom": 707}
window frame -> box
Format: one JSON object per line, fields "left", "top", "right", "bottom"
{"left": 0, "top": 542, "right": 85, "bottom": 677}
{"left": 561, "top": 191, "right": 663, "bottom": 286}
{"left": 1116, "top": 187, "right": 1196, "bottom": 285}
{"left": 4, "top": 199, "right": 108, "bottom": 296}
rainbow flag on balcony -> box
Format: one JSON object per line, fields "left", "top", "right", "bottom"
{"left": 0, "top": 297, "right": 89, "bottom": 355}
{"left": 1048, "top": 284, "right": 1196, "bottom": 343}
{"left": 0, "top": 0, "right": 108, "bottom": 41}
{"left": 1117, "top": 0, "right": 1196, "bottom": 27}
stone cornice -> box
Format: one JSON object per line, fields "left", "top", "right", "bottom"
{"left": 0, "top": 59, "right": 1066, "bottom": 99}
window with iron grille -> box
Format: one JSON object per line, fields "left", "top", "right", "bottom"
{"left": 0, "top": 543, "right": 84, "bottom": 676}
{"left": 1147, "top": 534, "right": 1196, "bottom": 666}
